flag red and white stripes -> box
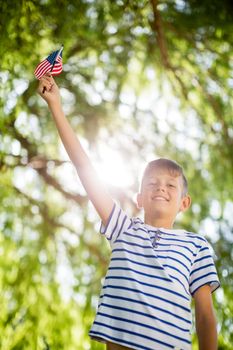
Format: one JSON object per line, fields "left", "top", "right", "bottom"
{"left": 34, "top": 47, "right": 63, "bottom": 80}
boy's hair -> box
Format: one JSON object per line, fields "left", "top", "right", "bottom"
{"left": 141, "top": 158, "right": 188, "bottom": 196}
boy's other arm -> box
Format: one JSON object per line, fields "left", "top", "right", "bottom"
{"left": 194, "top": 284, "right": 218, "bottom": 350}
{"left": 38, "top": 75, "right": 114, "bottom": 225}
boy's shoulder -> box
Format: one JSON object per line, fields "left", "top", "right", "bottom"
{"left": 183, "top": 229, "right": 207, "bottom": 240}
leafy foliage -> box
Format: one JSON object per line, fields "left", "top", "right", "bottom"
{"left": 0, "top": 0, "right": 232, "bottom": 349}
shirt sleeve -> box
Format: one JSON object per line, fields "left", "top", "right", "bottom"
{"left": 189, "top": 239, "right": 220, "bottom": 296}
{"left": 100, "top": 202, "right": 132, "bottom": 244}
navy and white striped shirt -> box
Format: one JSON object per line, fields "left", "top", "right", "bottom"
{"left": 89, "top": 203, "right": 220, "bottom": 350}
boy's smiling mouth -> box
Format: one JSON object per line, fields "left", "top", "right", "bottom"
{"left": 152, "top": 196, "right": 168, "bottom": 201}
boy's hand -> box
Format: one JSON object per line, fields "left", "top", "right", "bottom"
{"left": 38, "top": 74, "right": 61, "bottom": 106}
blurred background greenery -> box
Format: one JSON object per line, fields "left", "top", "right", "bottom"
{"left": 0, "top": 0, "right": 232, "bottom": 349}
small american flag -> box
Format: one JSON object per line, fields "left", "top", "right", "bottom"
{"left": 34, "top": 46, "right": 63, "bottom": 80}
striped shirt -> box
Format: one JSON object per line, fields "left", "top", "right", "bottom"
{"left": 89, "top": 203, "right": 220, "bottom": 350}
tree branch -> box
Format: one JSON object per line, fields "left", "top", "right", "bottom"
{"left": 150, "top": 0, "right": 170, "bottom": 69}
{"left": 150, "top": 0, "right": 188, "bottom": 100}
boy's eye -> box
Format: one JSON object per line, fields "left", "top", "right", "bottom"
{"left": 168, "top": 184, "right": 176, "bottom": 188}
{"left": 147, "top": 182, "right": 156, "bottom": 187}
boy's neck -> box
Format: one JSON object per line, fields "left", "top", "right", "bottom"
{"left": 144, "top": 215, "right": 174, "bottom": 229}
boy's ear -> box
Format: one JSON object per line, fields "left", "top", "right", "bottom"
{"left": 179, "top": 194, "right": 191, "bottom": 212}
{"left": 136, "top": 193, "right": 143, "bottom": 209}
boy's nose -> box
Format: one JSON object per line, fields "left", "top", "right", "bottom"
{"left": 155, "top": 185, "right": 166, "bottom": 193}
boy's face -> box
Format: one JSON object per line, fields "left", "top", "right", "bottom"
{"left": 137, "top": 167, "right": 191, "bottom": 228}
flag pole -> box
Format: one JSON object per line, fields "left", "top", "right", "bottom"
{"left": 42, "top": 45, "right": 64, "bottom": 93}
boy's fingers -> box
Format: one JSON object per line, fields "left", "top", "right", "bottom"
{"left": 38, "top": 80, "right": 53, "bottom": 94}
{"left": 40, "top": 75, "right": 53, "bottom": 83}
{"left": 38, "top": 74, "right": 56, "bottom": 96}
{"left": 40, "top": 75, "right": 54, "bottom": 85}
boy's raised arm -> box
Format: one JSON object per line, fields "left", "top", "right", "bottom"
{"left": 38, "top": 75, "right": 114, "bottom": 225}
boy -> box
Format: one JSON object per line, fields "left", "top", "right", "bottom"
{"left": 38, "top": 75, "right": 219, "bottom": 350}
